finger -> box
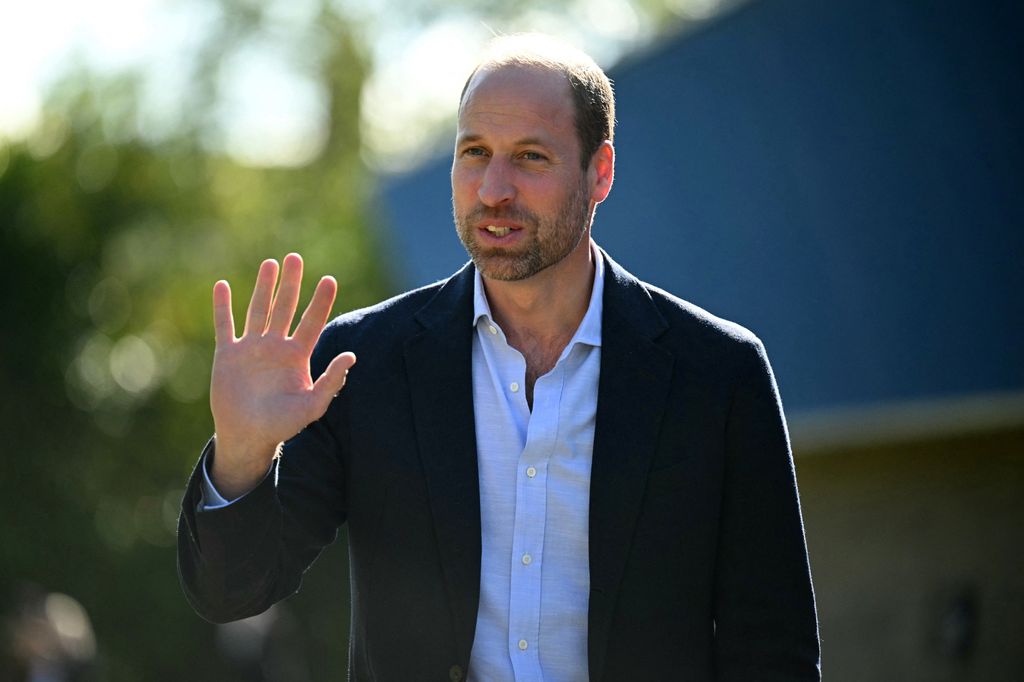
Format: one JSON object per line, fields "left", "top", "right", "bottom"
{"left": 266, "top": 253, "right": 304, "bottom": 336}
{"left": 292, "top": 275, "right": 338, "bottom": 351}
{"left": 243, "top": 258, "right": 279, "bottom": 336}
{"left": 212, "top": 280, "right": 235, "bottom": 346}
{"left": 309, "top": 352, "right": 357, "bottom": 415}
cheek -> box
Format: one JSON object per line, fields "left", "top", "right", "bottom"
{"left": 527, "top": 184, "right": 572, "bottom": 213}
{"left": 522, "top": 171, "right": 576, "bottom": 201}
{"left": 451, "top": 169, "right": 479, "bottom": 204}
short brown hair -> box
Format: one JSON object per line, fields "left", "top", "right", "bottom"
{"left": 459, "top": 34, "right": 615, "bottom": 169}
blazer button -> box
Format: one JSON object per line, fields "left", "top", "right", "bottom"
{"left": 449, "top": 664, "right": 464, "bottom": 681}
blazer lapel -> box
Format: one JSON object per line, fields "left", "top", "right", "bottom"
{"left": 404, "top": 264, "right": 482, "bottom": 660}
{"left": 588, "top": 252, "right": 674, "bottom": 681}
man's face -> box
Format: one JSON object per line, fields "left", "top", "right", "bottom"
{"left": 451, "top": 65, "right": 594, "bottom": 282}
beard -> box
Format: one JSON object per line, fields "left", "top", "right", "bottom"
{"left": 453, "top": 178, "right": 592, "bottom": 282}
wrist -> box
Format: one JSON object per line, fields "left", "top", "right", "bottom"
{"left": 210, "top": 434, "right": 281, "bottom": 499}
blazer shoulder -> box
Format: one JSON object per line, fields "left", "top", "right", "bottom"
{"left": 327, "top": 282, "right": 440, "bottom": 335}
{"left": 310, "top": 264, "right": 474, "bottom": 371}
{"left": 637, "top": 282, "right": 782, "bottom": 411}
{"left": 643, "top": 280, "right": 764, "bottom": 353}
{"left": 601, "top": 248, "right": 762, "bottom": 355}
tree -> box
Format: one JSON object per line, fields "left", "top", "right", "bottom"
{"left": 0, "top": 4, "right": 382, "bottom": 678}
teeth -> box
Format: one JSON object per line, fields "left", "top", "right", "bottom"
{"left": 485, "top": 225, "right": 511, "bottom": 237}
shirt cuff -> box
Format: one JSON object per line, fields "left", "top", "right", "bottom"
{"left": 199, "top": 453, "right": 237, "bottom": 509}
{"left": 198, "top": 445, "right": 273, "bottom": 510}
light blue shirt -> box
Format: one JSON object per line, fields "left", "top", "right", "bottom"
{"left": 202, "top": 247, "right": 605, "bottom": 681}
{"left": 467, "top": 245, "right": 603, "bottom": 682}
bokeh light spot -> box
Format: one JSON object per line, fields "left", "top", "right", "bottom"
{"left": 66, "top": 333, "right": 115, "bottom": 410}
{"left": 44, "top": 592, "right": 97, "bottom": 661}
{"left": 109, "top": 334, "right": 158, "bottom": 395}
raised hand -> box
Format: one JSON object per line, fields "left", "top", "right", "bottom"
{"left": 209, "top": 253, "right": 356, "bottom": 499}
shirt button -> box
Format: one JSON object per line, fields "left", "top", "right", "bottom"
{"left": 510, "top": 382, "right": 520, "bottom": 393}
{"left": 518, "top": 639, "right": 528, "bottom": 651}
{"left": 521, "top": 553, "right": 532, "bottom": 565}
{"left": 488, "top": 325, "right": 497, "bottom": 335}
{"left": 526, "top": 466, "right": 537, "bottom": 478}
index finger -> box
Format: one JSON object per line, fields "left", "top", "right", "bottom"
{"left": 213, "top": 279, "right": 235, "bottom": 346}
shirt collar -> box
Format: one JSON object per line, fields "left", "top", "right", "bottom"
{"left": 472, "top": 240, "right": 605, "bottom": 348}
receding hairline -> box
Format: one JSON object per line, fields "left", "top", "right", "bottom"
{"left": 459, "top": 34, "right": 607, "bottom": 111}
{"left": 459, "top": 63, "right": 573, "bottom": 113}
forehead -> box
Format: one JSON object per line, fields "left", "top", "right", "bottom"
{"left": 458, "top": 65, "right": 576, "bottom": 143}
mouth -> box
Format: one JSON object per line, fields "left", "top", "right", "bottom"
{"left": 484, "top": 225, "right": 515, "bottom": 237}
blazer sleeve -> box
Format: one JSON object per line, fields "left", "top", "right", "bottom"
{"left": 712, "top": 338, "right": 821, "bottom": 680}
{"left": 176, "top": 331, "right": 349, "bottom": 624}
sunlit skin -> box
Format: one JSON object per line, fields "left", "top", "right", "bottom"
{"left": 208, "top": 254, "right": 356, "bottom": 498}
{"left": 453, "top": 66, "right": 591, "bottom": 285}
{"left": 207, "top": 65, "right": 614, "bottom": 496}
{"left": 452, "top": 64, "right": 614, "bottom": 399}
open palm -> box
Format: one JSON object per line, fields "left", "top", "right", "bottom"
{"left": 209, "top": 253, "right": 356, "bottom": 498}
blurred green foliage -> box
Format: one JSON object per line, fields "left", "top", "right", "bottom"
{"left": 0, "top": 4, "right": 386, "bottom": 679}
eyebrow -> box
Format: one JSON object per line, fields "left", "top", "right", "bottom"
{"left": 514, "top": 137, "right": 549, "bottom": 148}
{"left": 456, "top": 133, "right": 551, "bottom": 148}
{"left": 455, "top": 133, "right": 483, "bottom": 146}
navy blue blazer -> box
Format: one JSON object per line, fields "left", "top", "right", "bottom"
{"left": 178, "top": 250, "right": 820, "bottom": 681}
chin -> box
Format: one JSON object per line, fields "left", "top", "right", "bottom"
{"left": 472, "top": 254, "right": 534, "bottom": 282}
{"left": 475, "top": 259, "right": 531, "bottom": 282}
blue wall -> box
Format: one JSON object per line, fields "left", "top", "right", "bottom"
{"left": 375, "top": 0, "right": 1024, "bottom": 413}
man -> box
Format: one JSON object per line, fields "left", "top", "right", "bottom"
{"left": 178, "top": 34, "right": 820, "bottom": 681}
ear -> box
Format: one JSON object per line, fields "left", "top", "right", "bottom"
{"left": 588, "top": 141, "right": 615, "bottom": 204}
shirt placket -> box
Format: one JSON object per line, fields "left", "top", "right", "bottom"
{"left": 507, "top": 363, "right": 564, "bottom": 680}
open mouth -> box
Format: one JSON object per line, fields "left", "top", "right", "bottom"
{"left": 484, "top": 225, "right": 513, "bottom": 237}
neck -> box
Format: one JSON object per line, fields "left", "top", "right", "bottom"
{"left": 482, "top": 237, "right": 596, "bottom": 346}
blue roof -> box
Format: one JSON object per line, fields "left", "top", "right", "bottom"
{"left": 373, "top": 0, "right": 1024, "bottom": 415}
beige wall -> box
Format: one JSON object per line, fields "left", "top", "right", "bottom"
{"left": 795, "top": 427, "right": 1024, "bottom": 681}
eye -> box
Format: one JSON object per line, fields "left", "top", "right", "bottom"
{"left": 462, "top": 146, "right": 487, "bottom": 158}
{"left": 520, "top": 151, "right": 546, "bottom": 161}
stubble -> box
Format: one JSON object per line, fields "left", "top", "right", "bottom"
{"left": 453, "top": 178, "right": 591, "bottom": 282}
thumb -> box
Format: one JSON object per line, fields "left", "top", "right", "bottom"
{"left": 310, "top": 351, "right": 357, "bottom": 414}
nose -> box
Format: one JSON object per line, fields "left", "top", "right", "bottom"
{"left": 477, "top": 158, "right": 516, "bottom": 207}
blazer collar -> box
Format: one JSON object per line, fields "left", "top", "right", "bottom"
{"left": 588, "top": 248, "right": 674, "bottom": 681}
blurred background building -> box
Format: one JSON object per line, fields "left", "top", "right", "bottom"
{"left": 1, "top": 0, "right": 1020, "bottom": 679}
